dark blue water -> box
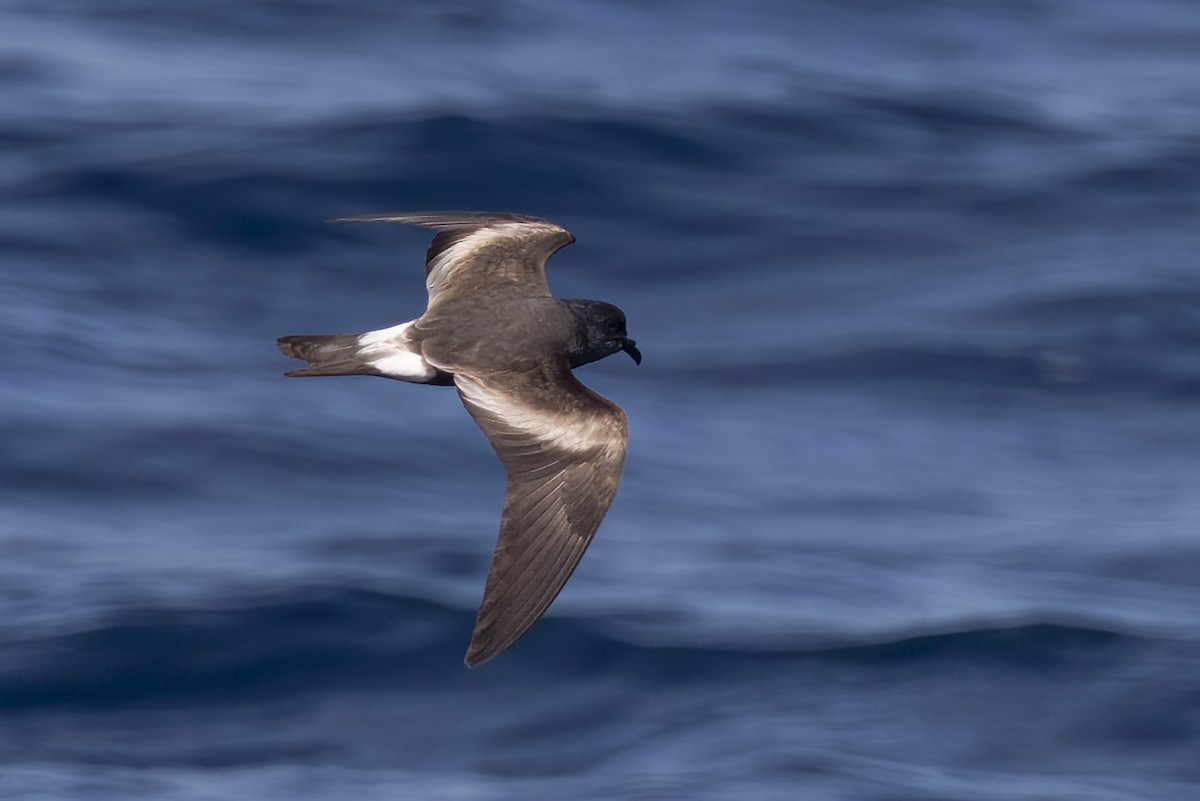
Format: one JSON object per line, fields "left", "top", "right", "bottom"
{"left": 3, "top": 1, "right": 1200, "bottom": 798}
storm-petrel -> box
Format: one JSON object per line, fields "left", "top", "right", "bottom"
{"left": 278, "top": 212, "right": 639, "bottom": 666}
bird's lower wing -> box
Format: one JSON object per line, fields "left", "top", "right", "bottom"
{"left": 454, "top": 360, "right": 628, "bottom": 666}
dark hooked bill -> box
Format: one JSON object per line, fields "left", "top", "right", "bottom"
{"left": 622, "top": 339, "right": 642, "bottom": 365}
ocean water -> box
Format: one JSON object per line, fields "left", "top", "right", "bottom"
{"left": 3, "top": 1, "right": 1200, "bottom": 798}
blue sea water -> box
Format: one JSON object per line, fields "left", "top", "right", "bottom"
{"left": 2, "top": 1, "right": 1200, "bottom": 798}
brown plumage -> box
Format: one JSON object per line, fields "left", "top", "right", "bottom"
{"left": 277, "top": 213, "right": 639, "bottom": 666}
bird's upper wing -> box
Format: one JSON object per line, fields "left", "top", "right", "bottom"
{"left": 453, "top": 358, "right": 628, "bottom": 666}
{"left": 333, "top": 212, "right": 575, "bottom": 305}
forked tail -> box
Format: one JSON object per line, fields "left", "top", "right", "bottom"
{"left": 277, "top": 334, "right": 382, "bottom": 377}
{"left": 277, "top": 325, "right": 450, "bottom": 384}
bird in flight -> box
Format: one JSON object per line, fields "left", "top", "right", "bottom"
{"left": 278, "top": 212, "right": 640, "bottom": 666}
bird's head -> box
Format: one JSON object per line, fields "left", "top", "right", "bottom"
{"left": 563, "top": 299, "right": 641, "bottom": 369}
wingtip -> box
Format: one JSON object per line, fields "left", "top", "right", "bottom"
{"left": 328, "top": 215, "right": 381, "bottom": 224}
{"left": 327, "top": 214, "right": 457, "bottom": 226}
{"left": 463, "top": 641, "right": 497, "bottom": 668}
{"left": 326, "top": 211, "right": 562, "bottom": 229}
{"left": 329, "top": 214, "right": 423, "bottom": 224}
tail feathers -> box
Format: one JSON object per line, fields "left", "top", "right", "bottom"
{"left": 277, "top": 334, "right": 380, "bottom": 377}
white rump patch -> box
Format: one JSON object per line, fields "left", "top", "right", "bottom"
{"left": 358, "top": 321, "right": 438, "bottom": 383}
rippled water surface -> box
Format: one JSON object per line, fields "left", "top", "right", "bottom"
{"left": 3, "top": 2, "right": 1200, "bottom": 799}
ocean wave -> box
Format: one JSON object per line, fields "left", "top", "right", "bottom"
{"left": 6, "top": 96, "right": 1194, "bottom": 278}
{"left": 0, "top": 587, "right": 1153, "bottom": 712}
